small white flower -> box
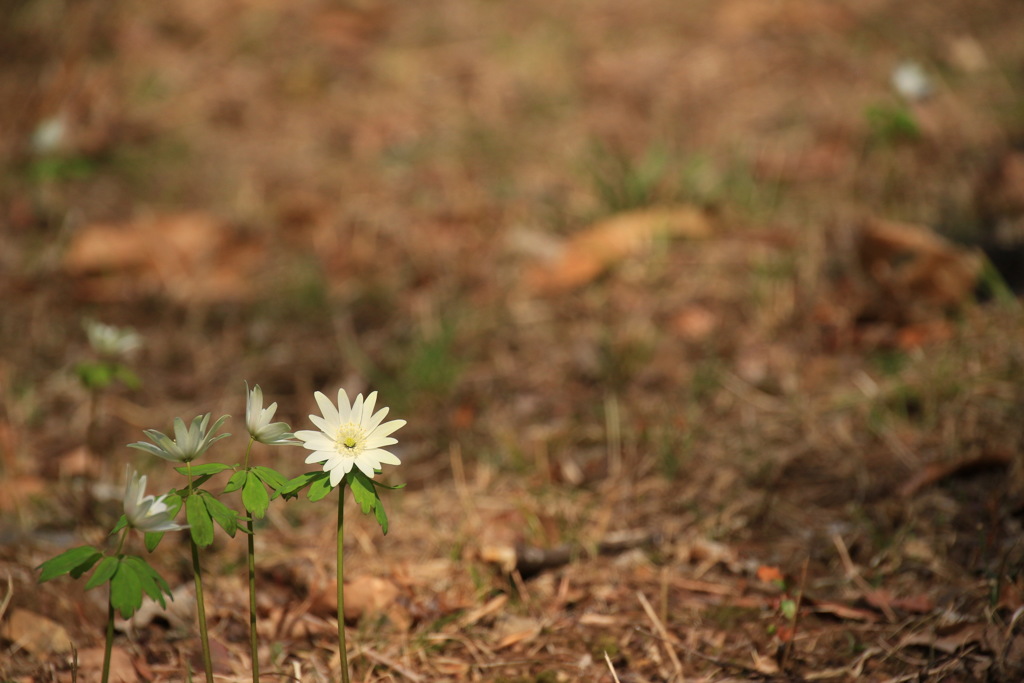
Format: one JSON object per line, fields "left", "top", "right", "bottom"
{"left": 128, "top": 413, "right": 230, "bottom": 463}
{"left": 123, "top": 467, "right": 188, "bottom": 533}
{"left": 891, "top": 60, "right": 933, "bottom": 102}
{"left": 296, "top": 389, "right": 405, "bottom": 486}
{"left": 246, "top": 382, "right": 299, "bottom": 446}
{"left": 84, "top": 319, "right": 142, "bottom": 358}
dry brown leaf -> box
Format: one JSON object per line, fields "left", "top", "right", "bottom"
{"left": 1, "top": 608, "right": 73, "bottom": 657}
{"left": 119, "top": 584, "right": 193, "bottom": 634}
{"left": 431, "top": 657, "right": 472, "bottom": 676}
{"left": 899, "top": 623, "right": 988, "bottom": 654}
{"left": 76, "top": 646, "right": 139, "bottom": 683}
{"left": 494, "top": 615, "right": 543, "bottom": 650}
{"left": 0, "top": 474, "right": 47, "bottom": 512}
{"left": 317, "top": 576, "right": 400, "bottom": 622}
{"left": 895, "top": 319, "right": 955, "bottom": 350}
{"left": 807, "top": 599, "right": 879, "bottom": 622}
{"left": 458, "top": 593, "right": 509, "bottom": 628}
{"left": 756, "top": 565, "right": 785, "bottom": 585}
{"left": 63, "top": 212, "right": 267, "bottom": 304}
{"left": 57, "top": 445, "right": 101, "bottom": 479}
{"left": 862, "top": 589, "right": 935, "bottom": 615}
{"left": 579, "top": 613, "right": 623, "bottom": 627}
{"left": 858, "top": 217, "right": 983, "bottom": 321}
{"left": 898, "top": 450, "right": 1012, "bottom": 498}
{"left": 671, "top": 304, "right": 718, "bottom": 341}
{"left": 527, "top": 205, "right": 713, "bottom": 292}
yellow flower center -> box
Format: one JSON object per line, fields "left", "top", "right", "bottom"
{"left": 335, "top": 423, "right": 366, "bottom": 456}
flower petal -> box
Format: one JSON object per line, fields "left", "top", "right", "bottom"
{"left": 314, "top": 391, "right": 340, "bottom": 425}
{"left": 360, "top": 392, "right": 378, "bottom": 427}
{"left": 335, "top": 389, "right": 352, "bottom": 422}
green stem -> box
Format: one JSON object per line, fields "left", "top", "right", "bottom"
{"left": 191, "top": 539, "right": 215, "bottom": 683}
{"left": 337, "top": 488, "right": 350, "bottom": 683}
{"left": 186, "top": 462, "right": 215, "bottom": 683}
{"left": 102, "top": 528, "right": 129, "bottom": 683}
{"left": 247, "top": 517, "right": 260, "bottom": 682}
{"left": 243, "top": 439, "right": 260, "bottom": 683}
{"left": 101, "top": 597, "right": 114, "bottom": 683}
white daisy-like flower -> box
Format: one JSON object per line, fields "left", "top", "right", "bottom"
{"left": 296, "top": 389, "right": 405, "bottom": 486}
{"left": 123, "top": 467, "right": 188, "bottom": 533}
{"left": 245, "top": 382, "right": 299, "bottom": 446}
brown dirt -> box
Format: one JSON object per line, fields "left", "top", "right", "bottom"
{"left": 3, "top": 0, "right": 1024, "bottom": 681}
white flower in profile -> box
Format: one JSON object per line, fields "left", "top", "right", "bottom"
{"left": 84, "top": 319, "right": 142, "bottom": 358}
{"left": 123, "top": 467, "right": 188, "bottom": 533}
{"left": 245, "top": 382, "right": 299, "bottom": 446}
{"left": 128, "top": 413, "right": 230, "bottom": 463}
{"left": 296, "top": 389, "right": 405, "bottom": 486}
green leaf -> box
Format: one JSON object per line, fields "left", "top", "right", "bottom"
{"left": 122, "top": 556, "right": 171, "bottom": 608}
{"left": 38, "top": 546, "right": 102, "bottom": 582}
{"left": 110, "top": 515, "right": 128, "bottom": 535}
{"left": 374, "top": 496, "right": 389, "bottom": 535}
{"left": 307, "top": 473, "right": 334, "bottom": 502}
{"left": 276, "top": 471, "right": 326, "bottom": 499}
{"left": 373, "top": 480, "right": 407, "bottom": 491}
{"left": 203, "top": 494, "right": 238, "bottom": 537}
{"left": 242, "top": 472, "right": 270, "bottom": 519}
{"left": 110, "top": 561, "right": 144, "bottom": 619}
{"left": 112, "top": 365, "right": 141, "bottom": 390}
{"left": 223, "top": 469, "right": 247, "bottom": 494}
{"left": 186, "top": 494, "right": 214, "bottom": 547}
{"left": 251, "top": 466, "right": 288, "bottom": 491}
{"left": 144, "top": 531, "right": 165, "bottom": 553}
{"left": 84, "top": 556, "right": 119, "bottom": 591}
{"left": 348, "top": 470, "right": 378, "bottom": 516}
{"left": 780, "top": 598, "right": 797, "bottom": 621}
{"left": 174, "top": 463, "right": 234, "bottom": 477}
{"left": 75, "top": 362, "right": 114, "bottom": 390}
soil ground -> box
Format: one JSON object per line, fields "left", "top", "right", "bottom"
{"left": 3, "top": 1, "right": 1024, "bottom": 681}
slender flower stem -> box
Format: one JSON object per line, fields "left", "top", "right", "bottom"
{"left": 102, "top": 599, "right": 114, "bottom": 683}
{"left": 102, "top": 529, "right": 128, "bottom": 683}
{"left": 337, "top": 489, "right": 350, "bottom": 683}
{"left": 186, "top": 462, "right": 215, "bottom": 683}
{"left": 191, "top": 540, "right": 214, "bottom": 683}
{"left": 247, "top": 517, "right": 259, "bottom": 682}
{"left": 243, "top": 439, "right": 261, "bottom": 683}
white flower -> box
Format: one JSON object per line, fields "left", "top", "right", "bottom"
{"left": 123, "top": 467, "right": 188, "bottom": 533}
{"left": 296, "top": 389, "right": 405, "bottom": 486}
{"left": 84, "top": 319, "right": 142, "bottom": 358}
{"left": 891, "top": 60, "right": 933, "bottom": 102}
{"left": 246, "top": 382, "right": 299, "bottom": 446}
{"left": 128, "top": 413, "right": 230, "bottom": 463}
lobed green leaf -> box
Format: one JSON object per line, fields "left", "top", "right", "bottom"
{"left": 144, "top": 530, "right": 165, "bottom": 553}
{"left": 84, "top": 556, "right": 119, "bottom": 591}
{"left": 175, "top": 462, "right": 234, "bottom": 477}
{"left": 242, "top": 472, "right": 270, "bottom": 519}
{"left": 186, "top": 494, "right": 214, "bottom": 547}
{"left": 251, "top": 466, "right": 288, "bottom": 490}
{"left": 374, "top": 496, "right": 389, "bottom": 535}
{"left": 275, "top": 471, "right": 326, "bottom": 499}
{"left": 122, "top": 555, "right": 172, "bottom": 608}
{"left": 348, "top": 470, "right": 378, "bottom": 516}
{"left": 38, "top": 546, "right": 102, "bottom": 583}
{"left": 307, "top": 473, "right": 334, "bottom": 502}
{"left": 204, "top": 493, "right": 238, "bottom": 537}
{"left": 223, "top": 469, "right": 247, "bottom": 494}
{"left": 110, "top": 562, "right": 143, "bottom": 619}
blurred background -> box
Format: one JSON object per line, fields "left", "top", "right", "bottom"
{"left": 3, "top": 0, "right": 1024, "bottom": 679}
